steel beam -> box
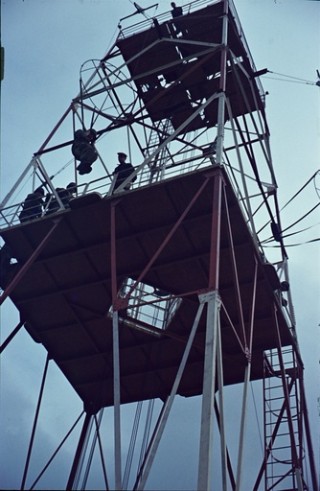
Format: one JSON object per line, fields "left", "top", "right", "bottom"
{"left": 20, "top": 354, "right": 50, "bottom": 490}
{"left": 0, "top": 218, "right": 61, "bottom": 306}
{"left": 134, "top": 300, "right": 205, "bottom": 490}
{"left": 197, "top": 290, "right": 221, "bottom": 491}
{"left": 66, "top": 412, "right": 93, "bottom": 490}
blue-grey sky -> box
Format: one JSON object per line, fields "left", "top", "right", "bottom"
{"left": 1, "top": 0, "right": 319, "bottom": 489}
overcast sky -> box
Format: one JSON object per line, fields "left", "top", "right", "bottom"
{"left": 1, "top": 0, "right": 319, "bottom": 489}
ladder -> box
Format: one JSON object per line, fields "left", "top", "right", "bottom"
{"left": 142, "top": 119, "right": 174, "bottom": 184}
{"left": 263, "top": 347, "right": 306, "bottom": 491}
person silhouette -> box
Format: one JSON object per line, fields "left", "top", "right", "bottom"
{"left": 72, "top": 129, "right": 98, "bottom": 175}
{"left": 112, "top": 152, "right": 137, "bottom": 191}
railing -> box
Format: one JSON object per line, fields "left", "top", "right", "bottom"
{"left": 117, "top": 0, "right": 220, "bottom": 40}
{"left": 0, "top": 152, "right": 214, "bottom": 231}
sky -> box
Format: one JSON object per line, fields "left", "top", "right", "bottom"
{"left": 0, "top": 0, "right": 319, "bottom": 490}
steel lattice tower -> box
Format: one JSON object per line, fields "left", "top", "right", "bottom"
{"left": 0, "top": 1, "right": 318, "bottom": 489}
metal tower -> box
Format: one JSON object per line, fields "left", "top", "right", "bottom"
{"left": 0, "top": 1, "right": 318, "bottom": 489}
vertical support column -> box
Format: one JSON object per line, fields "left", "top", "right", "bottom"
{"left": 216, "top": 0, "right": 229, "bottom": 165}
{"left": 208, "top": 173, "right": 223, "bottom": 289}
{"left": 197, "top": 290, "right": 221, "bottom": 491}
{"left": 198, "top": 168, "right": 223, "bottom": 489}
{"left": 66, "top": 412, "right": 92, "bottom": 490}
{"left": 112, "top": 310, "right": 122, "bottom": 490}
{"left": 110, "top": 201, "right": 122, "bottom": 490}
{"left": 135, "top": 301, "right": 205, "bottom": 491}
{"left": 216, "top": 317, "right": 228, "bottom": 491}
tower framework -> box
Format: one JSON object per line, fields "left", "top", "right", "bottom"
{"left": 0, "top": 1, "right": 318, "bottom": 489}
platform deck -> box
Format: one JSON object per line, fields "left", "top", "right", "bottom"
{"left": 1, "top": 167, "right": 293, "bottom": 410}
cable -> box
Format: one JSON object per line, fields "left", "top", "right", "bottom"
{"left": 314, "top": 170, "right": 320, "bottom": 199}
{"left": 262, "top": 203, "right": 320, "bottom": 244}
{"left": 264, "top": 76, "right": 317, "bottom": 87}
{"left": 257, "top": 171, "right": 320, "bottom": 237}
{"left": 263, "top": 70, "right": 318, "bottom": 87}
{"left": 281, "top": 170, "right": 319, "bottom": 212}
{"left": 282, "top": 202, "right": 320, "bottom": 233}
{"left": 263, "top": 237, "right": 320, "bottom": 248}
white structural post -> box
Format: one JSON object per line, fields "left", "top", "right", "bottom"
{"left": 215, "top": 0, "right": 229, "bottom": 165}
{"left": 135, "top": 301, "right": 205, "bottom": 490}
{"left": 112, "top": 310, "right": 122, "bottom": 490}
{"left": 197, "top": 290, "right": 221, "bottom": 491}
{"left": 235, "top": 364, "right": 251, "bottom": 491}
{"left": 216, "top": 317, "right": 228, "bottom": 491}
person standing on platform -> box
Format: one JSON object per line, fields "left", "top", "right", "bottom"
{"left": 66, "top": 181, "right": 77, "bottom": 200}
{"left": 171, "top": 2, "right": 183, "bottom": 17}
{"left": 72, "top": 128, "right": 98, "bottom": 175}
{"left": 112, "top": 152, "right": 137, "bottom": 191}
{"left": 170, "top": 2, "right": 185, "bottom": 36}
{"left": 44, "top": 183, "right": 77, "bottom": 215}
{"left": 19, "top": 187, "right": 45, "bottom": 223}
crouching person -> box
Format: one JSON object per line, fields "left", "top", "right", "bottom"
{"left": 72, "top": 129, "right": 98, "bottom": 175}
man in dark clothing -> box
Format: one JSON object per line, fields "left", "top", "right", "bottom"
{"left": 72, "top": 129, "right": 98, "bottom": 175}
{"left": 66, "top": 181, "right": 77, "bottom": 198}
{"left": 170, "top": 2, "right": 185, "bottom": 36}
{"left": 112, "top": 152, "right": 137, "bottom": 191}
{"left": 171, "top": 2, "right": 183, "bottom": 17}
{"left": 45, "top": 184, "right": 76, "bottom": 215}
{"left": 19, "top": 187, "right": 44, "bottom": 223}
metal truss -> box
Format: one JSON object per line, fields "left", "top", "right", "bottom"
{"left": 0, "top": 1, "right": 318, "bottom": 490}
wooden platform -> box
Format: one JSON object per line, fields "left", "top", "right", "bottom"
{"left": 0, "top": 167, "right": 293, "bottom": 412}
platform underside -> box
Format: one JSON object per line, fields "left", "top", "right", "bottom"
{"left": 1, "top": 167, "right": 293, "bottom": 410}
{"left": 115, "top": 2, "right": 262, "bottom": 134}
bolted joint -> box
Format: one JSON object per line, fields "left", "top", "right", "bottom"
{"left": 198, "top": 290, "right": 221, "bottom": 310}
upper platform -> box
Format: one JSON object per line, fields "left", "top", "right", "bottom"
{"left": 115, "top": 0, "right": 264, "bottom": 134}
{"left": 0, "top": 167, "right": 294, "bottom": 411}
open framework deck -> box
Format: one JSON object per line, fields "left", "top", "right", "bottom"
{"left": 1, "top": 167, "right": 293, "bottom": 412}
